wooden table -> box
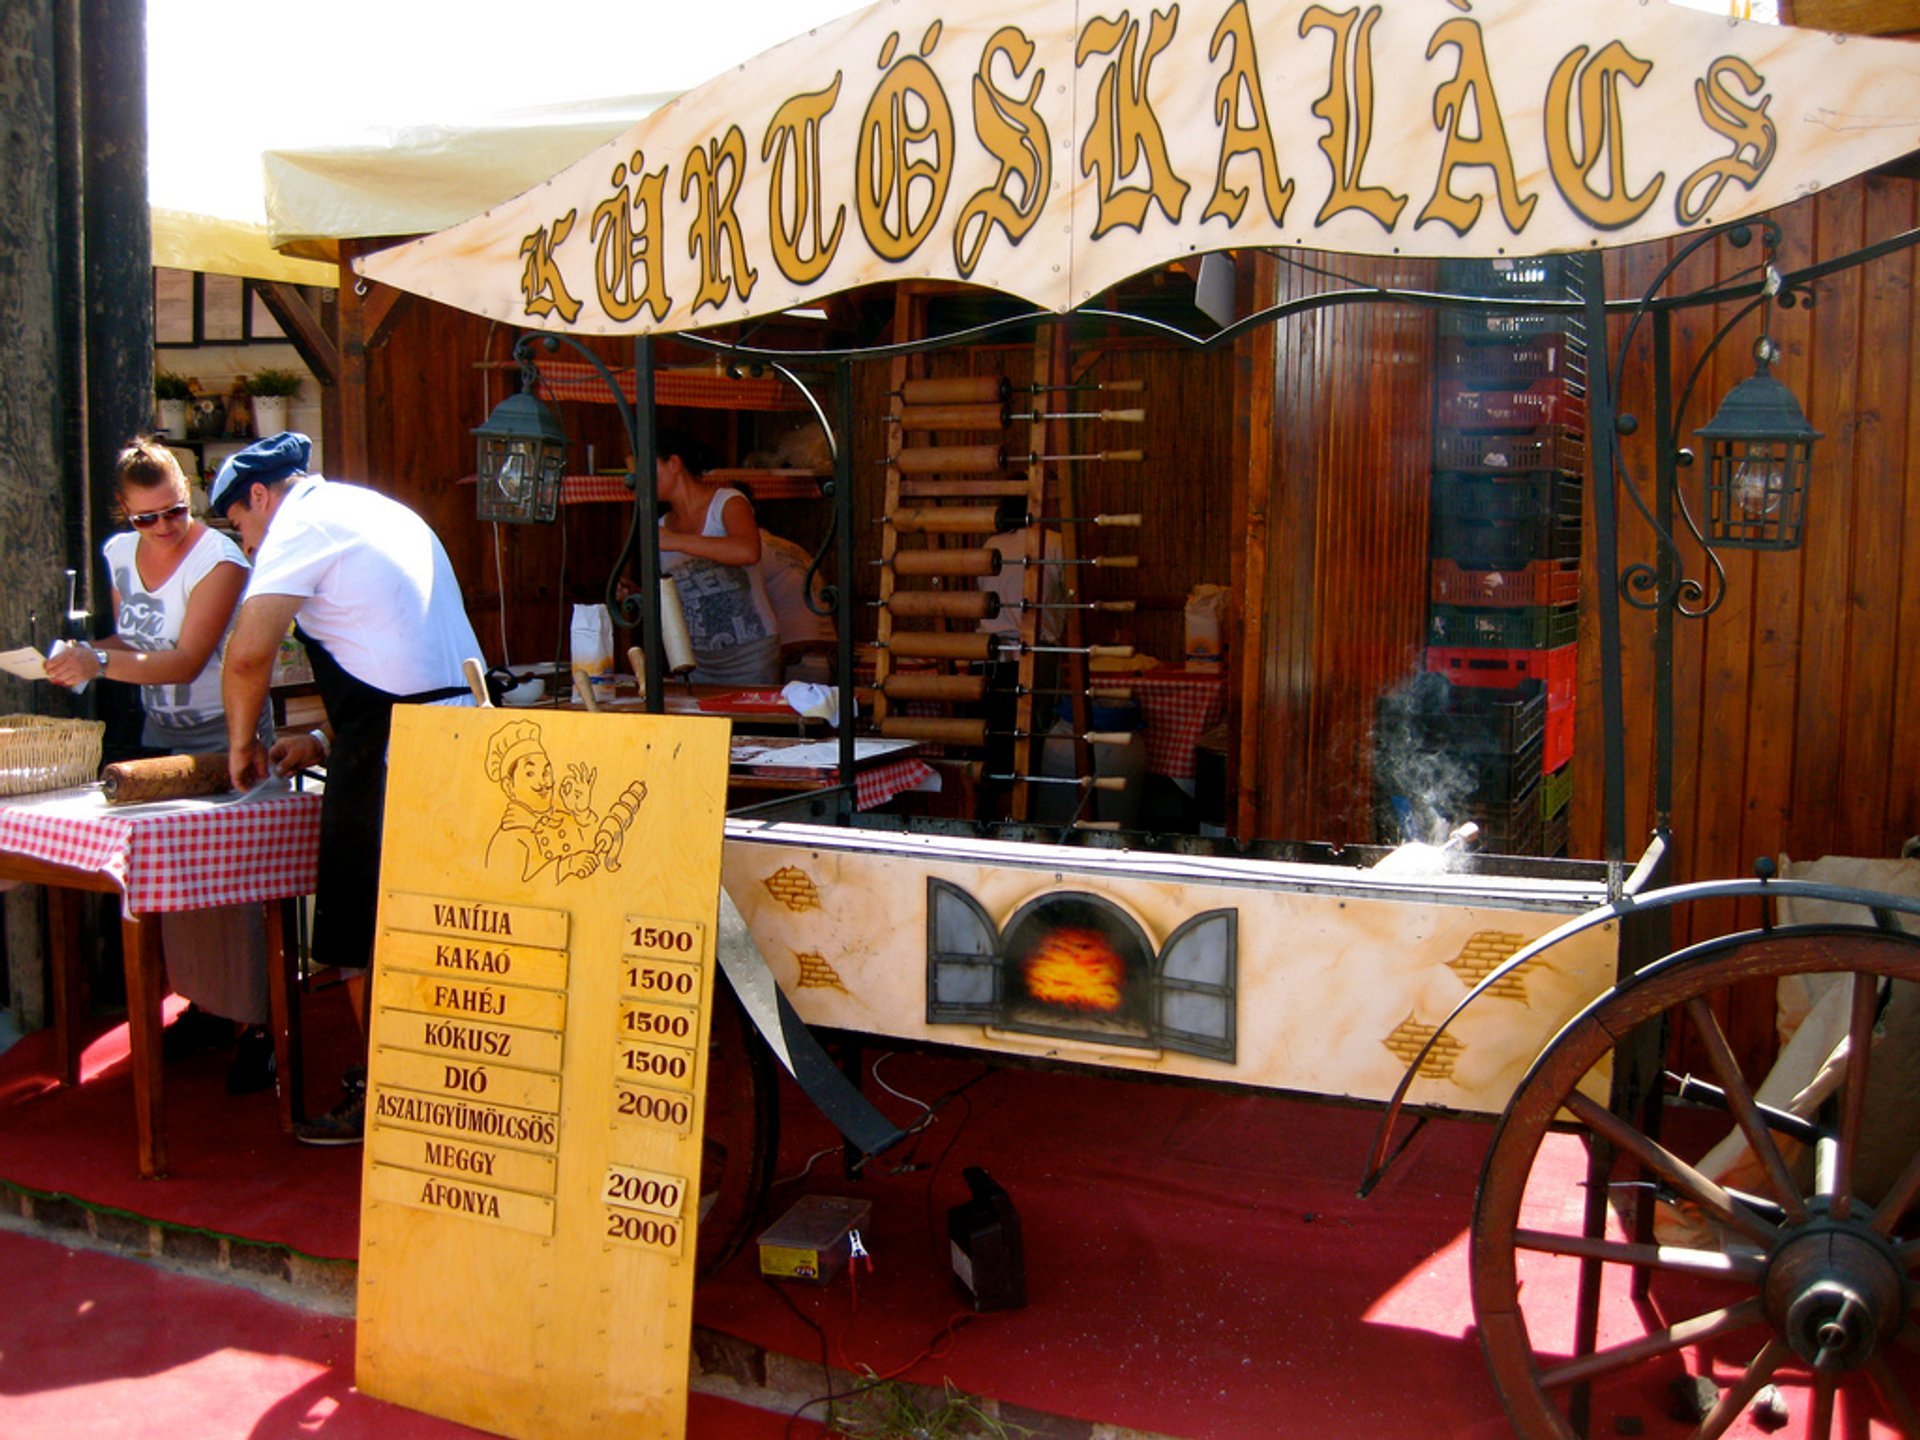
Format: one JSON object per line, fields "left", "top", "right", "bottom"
{"left": 0, "top": 783, "right": 323, "bottom": 1177}
{"left": 726, "top": 736, "right": 935, "bottom": 810}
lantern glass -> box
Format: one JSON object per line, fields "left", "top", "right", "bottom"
{"left": 1703, "top": 436, "right": 1812, "bottom": 550}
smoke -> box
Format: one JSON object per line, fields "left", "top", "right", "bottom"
{"left": 1372, "top": 671, "right": 1483, "bottom": 846}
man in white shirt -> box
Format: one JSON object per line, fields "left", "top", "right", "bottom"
{"left": 213, "top": 431, "right": 480, "bottom": 1144}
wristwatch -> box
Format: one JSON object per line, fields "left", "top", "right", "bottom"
{"left": 90, "top": 646, "right": 109, "bottom": 674}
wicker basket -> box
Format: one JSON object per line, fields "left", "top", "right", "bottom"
{"left": 0, "top": 714, "right": 106, "bottom": 797}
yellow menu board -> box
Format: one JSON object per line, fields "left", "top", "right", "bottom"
{"left": 355, "top": 706, "right": 731, "bottom": 1440}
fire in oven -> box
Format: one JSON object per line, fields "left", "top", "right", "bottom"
{"left": 925, "top": 880, "right": 1238, "bottom": 1062}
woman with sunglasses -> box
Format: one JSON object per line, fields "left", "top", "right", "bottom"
{"left": 46, "top": 435, "right": 276, "bottom": 1094}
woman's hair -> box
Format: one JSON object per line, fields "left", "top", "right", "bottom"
{"left": 115, "top": 435, "right": 187, "bottom": 493}
{"left": 653, "top": 428, "right": 718, "bottom": 478}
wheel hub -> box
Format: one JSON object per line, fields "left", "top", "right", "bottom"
{"left": 1761, "top": 1221, "right": 1909, "bottom": 1371}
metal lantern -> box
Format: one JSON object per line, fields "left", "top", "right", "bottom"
{"left": 472, "top": 386, "right": 569, "bottom": 524}
{"left": 1694, "top": 342, "right": 1821, "bottom": 551}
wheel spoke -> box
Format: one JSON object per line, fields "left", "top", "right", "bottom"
{"left": 1869, "top": 1144, "right": 1920, "bottom": 1238}
{"left": 1683, "top": 996, "right": 1810, "bottom": 1222}
{"left": 1514, "top": 1227, "right": 1765, "bottom": 1284}
{"left": 1829, "top": 971, "right": 1881, "bottom": 1221}
{"left": 1806, "top": 1368, "right": 1837, "bottom": 1440}
{"left": 1693, "top": 1338, "right": 1786, "bottom": 1440}
{"left": 1868, "top": 1354, "right": 1920, "bottom": 1435}
{"left": 1565, "top": 1090, "right": 1782, "bottom": 1249}
{"left": 1541, "top": 1298, "right": 1766, "bottom": 1389}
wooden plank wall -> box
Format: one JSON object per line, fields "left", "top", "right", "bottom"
{"left": 1575, "top": 168, "right": 1920, "bottom": 1073}
{"left": 1578, "top": 169, "right": 1920, "bottom": 905}
{"left": 1235, "top": 252, "right": 1439, "bottom": 844}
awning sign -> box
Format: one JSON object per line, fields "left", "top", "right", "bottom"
{"left": 356, "top": 0, "right": 1920, "bottom": 334}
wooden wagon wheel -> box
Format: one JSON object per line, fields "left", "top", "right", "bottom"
{"left": 695, "top": 981, "right": 779, "bottom": 1278}
{"left": 1473, "top": 927, "right": 1920, "bottom": 1438}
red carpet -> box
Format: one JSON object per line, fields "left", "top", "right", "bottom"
{"left": 0, "top": 989, "right": 364, "bottom": 1260}
{"left": 0, "top": 1003, "right": 1909, "bottom": 1437}
{"left": 0, "top": 1229, "right": 819, "bottom": 1439}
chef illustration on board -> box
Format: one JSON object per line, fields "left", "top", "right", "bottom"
{"left": 483, "top": 719, "right": 647, "bottom": 885}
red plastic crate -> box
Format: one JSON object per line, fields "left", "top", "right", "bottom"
{"left": 1544, "top": 695, "right": 1574, "bottom": 772}
{"left": 1431, "top": 557, "right": 1580, "bottom": 608}
{"left": 1438, "top": 378, "right": 1586, "bottom": 429}
{"left": 1426, "top": 642, "right": 1577, "bottom": 707}
{"left": 1440, "top": 337, "right": 1587, "bottom": 389}
{"left": 1433, "top": 428, "right": 1585, "bottom": 474}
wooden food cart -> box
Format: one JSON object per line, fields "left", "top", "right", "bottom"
{"left": 336, "top": 1, "right": 1920, "bottom": 1433}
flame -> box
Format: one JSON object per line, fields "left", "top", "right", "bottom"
{"left": 1022, "top": 927, "right": 1126, "bottom": 1012}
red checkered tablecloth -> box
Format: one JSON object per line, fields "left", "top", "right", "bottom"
{"left": 1123, "top": 668, "right": 1229, "bottom": 780}
{"left": 0, "top": 785, "right": 322, "bottom": 915}
{"left": 853, "top": 758, "right": 937, "bottom": 811}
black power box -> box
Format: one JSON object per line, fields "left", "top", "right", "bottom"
{"left": 947, "top": 1167, "right": 1025, "bottom": 1312}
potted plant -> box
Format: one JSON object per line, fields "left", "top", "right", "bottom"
{"left": 244, "top": 367, "right": 302, "bottom": 435}
{"left": 153, "top": 370, "right": 193, "bottom": 438}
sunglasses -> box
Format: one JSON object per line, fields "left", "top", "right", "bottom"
{"left": 127, "top": 502, "right": 190, "bottom": 530}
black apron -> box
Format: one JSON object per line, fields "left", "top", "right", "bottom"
{"left": 298, "top": 626, "right": 466, "bottom": 971}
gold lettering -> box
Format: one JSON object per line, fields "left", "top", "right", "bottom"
{"left": 1676, "top": 56, "right": 1776, "bottom": 226}
{"left": 1300, "top": 5, "right": 1405, "bottom": 231}
{"left": 954, "top": 28, "right": 1052, "bottom": 279}
{"left": 1544, "top": 42, "right": 1662, "bottom": 231}
{"left": 1202, "top": 0, "right": 1292, "bottom": 227}
{"left": 591, "top": 153, "right": 671, "bottom": 324}
{"left": 517, "top": 211, "right": 583, "bottom": 324}
{"left": 763, "top": 77, "right": 846, "bottom": 285}
{"left": 1417, "top": 18, "right": 1537, "bottom": 236}
{"left": 856, "top": 25, "right": 956, "bottom": 262}
{"left": 1075, "top": 7, "right": 1190, "bottom": 239}
{"left": 682, "top": 126, "right": 758, "bottom": 313}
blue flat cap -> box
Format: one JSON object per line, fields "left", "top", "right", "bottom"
{"left": 210, "top": 431, "right": 312, "bottom": 514}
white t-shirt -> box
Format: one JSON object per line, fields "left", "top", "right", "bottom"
{"left": 658, "top": 487, "right": 779, "bottom": 652}
{"left": 244, "top": 475, "right": 481, "bottom": 699}
{"left": 105, "top": 526, "right": 248, "bottom": 729}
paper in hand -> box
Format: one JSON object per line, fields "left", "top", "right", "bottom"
{"left": 0, "top": 647, "right": 50, "bottom": 683}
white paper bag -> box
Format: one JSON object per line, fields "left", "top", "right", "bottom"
{"left": 1184, "top": 584, "right": 1228, "bottom": 672}
{"left": 570, "top": 604, "right": 615, "bottom": 693}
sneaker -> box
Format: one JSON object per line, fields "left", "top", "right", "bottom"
{"left": 162, "top": 1003, "right": 230, "bottom": 1060}
{"left": 226, "top": 1025, "right": 277, "bottom": 1095}
{"left": 293, "top": 1067, "right": 366, "bottom": 1146}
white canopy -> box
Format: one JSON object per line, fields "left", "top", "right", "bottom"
{"left": 146, "top": 0, "right": 865, "bottom": 283}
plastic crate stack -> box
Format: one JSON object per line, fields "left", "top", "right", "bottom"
{"left": 1373, "top": 673, "right": 1548, "bottom": 855}
{"left": 1422, "top": 256, "right": 1587, "bottom": 855}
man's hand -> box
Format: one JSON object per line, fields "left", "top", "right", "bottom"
{"left": 229, "top": 738, "right": 272, "bottom": 790}
{"left": 267, "top": 730, "right": 327, "bottom": 777}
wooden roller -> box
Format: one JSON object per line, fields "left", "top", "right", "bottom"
{"left": 890, "top": 547, "right": 1001, "bottom": 577}
{"left": 885, "top": 632, "right": 994, "bottom": 661}
{"left": 893, "top": 445, "right": 1005, "bottom": 476}
{"left": 881, "top": 716, "right": 989, "bottom": 746}
{"left": 896, "top": 403, "right": 1006, "bottom": 431}
{"left": 101, "top": 752, "right": 232, "bottom": 805}
{"left": 885, "top": 590, "right": 999, "bottom": 620}
{"left": 889, "top": 505, "right": 1003, "bottom": 533}
{"left": 900, "top": 376, "right": 1011, "bottom": 405}
{"left": 882, "top": 673, "right": 990, "bottom": 703}
{"left": 899, "top": 479, "right": 1031, "bottom": 499}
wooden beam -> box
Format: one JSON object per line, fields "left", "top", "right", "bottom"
{"left": 362, "top": 284, "right": 413, "bottom": 351}
{"left": 254, "top": 281, "right": 337, "bottom": 385}
{"left": 1784, "top": 0, "right": 1920, "bottom": 36}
